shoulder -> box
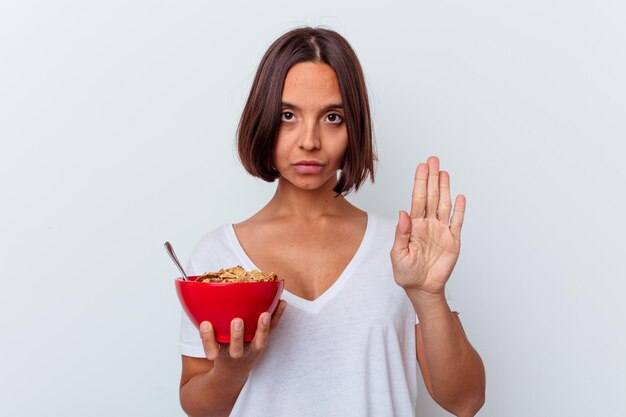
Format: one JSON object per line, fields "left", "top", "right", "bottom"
{"left": 361, "top": 211, "right": 398, "bottom": 257}
{"left": 371, "top": 211, "right": 397, "bottom": 230}
{"left": 190, "top": 224, "right": 229, "bottom": 252}
{"left": 186, "top": 224, "right": 234, "bottom": 274}
{"left": 369, "top": 211, "right": 398, "bottom": 240}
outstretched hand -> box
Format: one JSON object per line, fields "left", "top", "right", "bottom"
{"left": 391, "top": 156, "right": 465, "bottom": 296}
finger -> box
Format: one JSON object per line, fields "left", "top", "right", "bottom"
{"left": 199, "top": 321, "right": 220, "bottom": 361}
{"left": 450, "top": 194, "right": 466, "bottom": 239}
{"left": 425, "top": 156, "right": 440, "bottom": 218}
{"left": 228, "top": 318, "right": 245, "bottom": 359}
{"left": 251, "top": 313, "right": 271, "bottom": 351}
{"left": 270, "top": 300, "right": 287, "bottom": 330}
{"left": 410, "top": 163, "right": 429, "bottom": 219}
{"left": 391, "top": 210, "right": 411, "bottom": 259}
{"left": 438, "top": 171, "right": 452, "bottom": 223}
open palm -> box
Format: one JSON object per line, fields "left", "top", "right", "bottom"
{"left": 391, "top": 156, "right": 466, "bottom": 295}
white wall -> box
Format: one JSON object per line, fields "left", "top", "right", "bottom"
{"left": 1, "top": 1, "right": 624, "bottom": 416}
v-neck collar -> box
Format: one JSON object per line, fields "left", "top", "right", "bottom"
{"left": 224, "top": 212, "right": 377, "bottom": 314}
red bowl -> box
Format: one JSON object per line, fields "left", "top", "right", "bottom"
{"left": 175, "top": 276, "right": 284, "bottom": 343}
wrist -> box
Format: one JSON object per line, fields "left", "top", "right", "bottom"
{"left": 405, "top": 288, "right": 450, "bottom": 320}
{"left": 405, "top": 287, "right": 445, "bottom": 304}
{"left": 211, "top": 362, "right": 251, "bottom": 386}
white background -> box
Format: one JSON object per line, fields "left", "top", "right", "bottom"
{"left": 1, "top": 1, "right": 625, "bottom": 416}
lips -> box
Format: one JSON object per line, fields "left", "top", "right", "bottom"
{"left": 293, "top": 160, "right": 325, "bottom": 174}
{"left": 294, "top": 160, "right": 324, "bottom": 166}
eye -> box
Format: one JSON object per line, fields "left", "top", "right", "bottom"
{"left": 280, "top": 111, "right": 295, "bottom": 122}
{"left": 326, "top": 113, "right": 343, "bottom": 124}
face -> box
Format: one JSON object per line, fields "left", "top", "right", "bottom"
{"left": 272, "top": 61, "right": 348, "bottom": 191}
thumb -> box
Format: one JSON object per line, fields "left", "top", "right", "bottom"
{"left": 391, "top": 210, "right": 411, "bottom": 257}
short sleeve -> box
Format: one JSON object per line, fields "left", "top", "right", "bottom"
{"left": 178, "top": 257, "right": 207, "bottom": 358}
{"left": 415, "top": 286, "right": 460, "bottom": 324}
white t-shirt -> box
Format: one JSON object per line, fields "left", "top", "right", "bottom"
{"left": 179, "top": 211, "right": 458, "bottom": 417}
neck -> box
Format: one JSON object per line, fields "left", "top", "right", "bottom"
{"left": 261, "top": 174, "right": 359, "bottom": 222}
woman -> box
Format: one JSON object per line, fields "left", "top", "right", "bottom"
{"left": 178, "top": 27, "right": 485, "bottom": 417}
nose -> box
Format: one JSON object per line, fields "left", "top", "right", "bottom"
{"left": 297, "top": 120, "right": 321, "bottom": 151}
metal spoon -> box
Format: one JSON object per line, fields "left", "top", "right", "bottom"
{"left": 164, "top": 241, "right": 189, "bottom": 281}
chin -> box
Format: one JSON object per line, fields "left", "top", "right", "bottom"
{"left": 279, "top": 176, "right": 328, "bottom": 191}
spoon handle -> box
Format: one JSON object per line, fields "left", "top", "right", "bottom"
{"left": 164, "top": 241, "right": 189, "bottom": 281}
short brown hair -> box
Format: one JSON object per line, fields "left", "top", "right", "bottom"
{"left": 236, "top": 26, "right": 377, "bottom": 196}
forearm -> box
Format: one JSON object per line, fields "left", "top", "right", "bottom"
{"left": 408, "top": 289, "right": 485, "bottom": 416}
{"left": 180, "top": 364, "right": 248, "bottom": 417}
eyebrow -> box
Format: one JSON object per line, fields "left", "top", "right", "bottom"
{"left": 281, "top": 101, "right": 344, "bottom": 112}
